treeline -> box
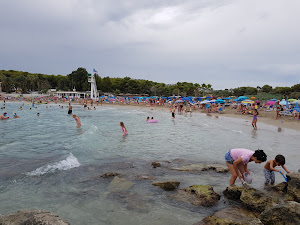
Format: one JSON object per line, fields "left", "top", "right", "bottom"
{"left": 0, "top": 68, "right": 299, "bottom": 98}
{"left": 0, "top": 68, "right": 211, "bottom": 97}
{"left": 214, "top": 84, "right": 300, "bottom": 99}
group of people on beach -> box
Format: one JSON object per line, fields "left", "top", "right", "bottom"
{"left": 225, "top": 148, "right": 290, "bottom": 186}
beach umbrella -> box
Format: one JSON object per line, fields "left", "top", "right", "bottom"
{"left": 175, "top": 100, "right": 184, "bottom": 103}
{"left": 269, "top": 99, "right": 277, "bottom": 101}
{"left": 242, "top": 100, "right": 254, "bottom": 104}
{"left": 251, "top": 97, "right": 256, "bottom": 99}
{"left": 200, "top": 100, "right": 210, "bottom": 104}
{"left": 255, "top": 100, "right": 260, "bottom": 103}
{"left": 237, "top": 96, "right": 248, "bottom": 101}
{"left": 279, "top": 100, "right": 287, "bottom": 105}
{"left": 266, "top": 101, "right": 275, "bottom": 105}
{"left": 181, "top": 97, "right": 190, "bottom": 101}
{"left": 205, "top": 96, "right": 212, "bottom": 99}
{"left": 215, "top": 99, "right": 225, "bottom": 104}
{"left": 223, "top": 97, "right": 232, "bottom": 100}
{"left": 288, "top": 99, "right": 297, "bottom": 102}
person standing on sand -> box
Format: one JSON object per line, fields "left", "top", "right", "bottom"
{"left": 68, "top": 103, "right": 72, "bottom": 114}
{"left": 73, "top": 115, "right": 81, "bottom": 127}
{"left": 252, "top": 109, "right": 258, "bottom": 130}
{"left": 275, "top": 100, "right": 281, "bottom": 119}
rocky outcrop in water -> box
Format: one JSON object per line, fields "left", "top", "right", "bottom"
{"left": 151, "top": 162, "right": 161, "bottom": 168}
{"left": 194, "top": 207, "right": 263, "bottom": 225}
{"left": 108, "top": 176, "right": 134, "bottom": 192}
{"left": 259, "top": 201, "right": 300, "bottom": 225}
{"left": 223, "top": 186, "right": 278, "bottom": 212}
{"left": 171, "top": 185, "right": 220, "bottom": 207}
{"left": 152, "top": 181, "right": 180, "bottom": 191}
{"left": 0, "top": 210, "right": 69, "bottom": 225}
{"left": 171, "top": 163, "right": 229, "bottom": 173}
{"left": 287, "top": 172, "right": 300, "bottom": 202}
{"left": 100, "top": 172, "right": 120, "bottom": 178}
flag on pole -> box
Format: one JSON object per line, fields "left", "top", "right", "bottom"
{"left": 93, "top": 68, "right": 98, "bottom": 73}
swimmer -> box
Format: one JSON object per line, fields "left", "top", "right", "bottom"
{"left": 13, "top": 112, "right": 19, "bottom": 118}
{"left": 151, "top": 117, "right": 154, "bottom": 119}
{"left": 120, "top": 122, "right": 128, "bottom": 136}
{"left": 19, "top": 106, "right": 23, "bottom": 110}
{"left": 73, "top": 114, "right": 81, "bottom": 127}
{"left": 37, "top": 113, "right": 40, "bottom": 116}
{"left": 94, "top": 106, "right": 96, "bottom": 110}
{"left": 0, "top": 112, "right": 9, "bottom": 120}
{"left": 88, "top": 107, "right": 91, "bottom": 110}
{"left": 146, "top": 117, "right": 150, "bottom": 121}
{"left": 68, "top": 103, "right": 72, "bottom": 114}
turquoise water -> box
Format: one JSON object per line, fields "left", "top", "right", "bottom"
{"left": 0, "top": 101, "right": 299, "bottom": 224}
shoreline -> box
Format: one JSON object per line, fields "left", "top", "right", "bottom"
{"left": 2, "top": 99, "right": 300, "bottom": 131}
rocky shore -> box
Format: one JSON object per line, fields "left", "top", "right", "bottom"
{"left": 1, "top": 160, "right": 299, "bottom": 225}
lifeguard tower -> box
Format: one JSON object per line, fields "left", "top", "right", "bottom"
{"left": 88, "top": 69, "right": 99, "bottom": 100}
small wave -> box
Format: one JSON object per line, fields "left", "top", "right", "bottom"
{"left": 25, "top": 153, "right": 81, "bottom": 176}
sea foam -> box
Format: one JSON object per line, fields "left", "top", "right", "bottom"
{"left": 25, "top": 153, "right": 81, "bottom": 176}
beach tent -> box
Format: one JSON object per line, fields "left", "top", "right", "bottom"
{"left": 181, "top": 97, "right": 191, "bottom": 101}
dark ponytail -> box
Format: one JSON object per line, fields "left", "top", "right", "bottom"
{"left": 253, "top": 149, "right": 267, "bottom": 162}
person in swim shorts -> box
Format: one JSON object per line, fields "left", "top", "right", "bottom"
{"left": 225, "top": 148, "right": 267, "bottom": 185}
{"left": 252, "top": 109, "right": 258, "bottom": 130}
{"left": 68, "top": 103, "right": 72, "bottom": 114}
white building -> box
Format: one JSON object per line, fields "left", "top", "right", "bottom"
{"left": 54, "top": 91, "right": 90, "bottom": 99}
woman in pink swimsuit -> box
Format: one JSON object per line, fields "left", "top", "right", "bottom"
{"left": 120, "top": 122, "right": 128, "bottom": 136}
{"left": 72, "top": 115, "right": 81, "bottom": 127}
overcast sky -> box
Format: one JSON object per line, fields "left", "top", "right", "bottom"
{"left": 1, "top": 0, "right": 300, "bottom": 89}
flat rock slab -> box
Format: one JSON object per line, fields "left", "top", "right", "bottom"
{"left": 171, "top": 185, "right": 220, "bottom": 207}
{"left": 194, "top": 207, "right": 263, "bottom": 225}
{"left": 0, "top": 209, "right": 70, "bottom": 225}
{"left": 171, "top": 164, "right": 229, "bottom": 173}
{"left": 108, "top": 176, "right": 134, "bottom": 192}
{"left": 152, "top": 181, "right": 180, "bottom": 191}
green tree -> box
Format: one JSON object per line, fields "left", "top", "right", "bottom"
{"left": 68, "top": 68, "right": 88, "bottom": 91}
{"left": 262, "top": 85, "right": 272, "bottom": 93}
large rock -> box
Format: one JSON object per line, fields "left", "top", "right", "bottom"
{"left": 224, "top": 186, "right": 278, "bottom": 212}
{"left": 152, "top": 181, "right": 180, "bottom": 191}
{"left": 194, "top": 207, "right": 263, "bottom": 225}
{"left": 223, "top": 186, "right": 247, "bottom": 200}
{"left": 0, "top": 210, "right": 69, "bottom": 225}
{"left": 171, "top": 164, "right": 228, "bottom": 173}
{"left": 240, "top": 189, "right": 278, "bottom": 212}
{"left": 259, "top": 201, "right": 300, "bottom": 225}
{"left": 172, "top": 185, "right": 220, "bottom": 207}
{"left": 287, "top": 172, "right": 300, "bottom": 202}
{"left": 108, "top": 176, "right": 134, "bottom": 192}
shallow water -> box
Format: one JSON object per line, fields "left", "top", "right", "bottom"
{"left": 0, "top": 102, "right": 299, "bottom": 224}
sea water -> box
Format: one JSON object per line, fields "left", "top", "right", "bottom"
{"left": 0, "top": 102, "right": 299, "bottom": 225}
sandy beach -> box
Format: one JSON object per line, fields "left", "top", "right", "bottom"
{"left": 88, "top": 102, "right": 300, "bottom": 132}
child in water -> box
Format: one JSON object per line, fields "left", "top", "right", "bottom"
{"left": 252, "top": 109, "right": 258, "bottom": 130}
{"left": 73, "top": 115, "right": 81, "bottom": 127}
{"left": 264, "top": 154, "right": 290, "bottom": 185}
{"left": 225, "top": 148, "right": 267, "bottom": 185}
{"left": 120, "top": 122, "right": 128, "bottom": 136}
